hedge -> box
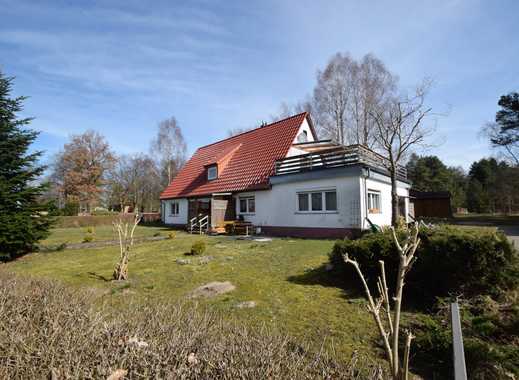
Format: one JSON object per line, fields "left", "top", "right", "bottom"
{"left": 329, "top": 225, "right": 519, "bottom": 307}
{"left": 54, "top": 215, "right": 137, "bottom": 228}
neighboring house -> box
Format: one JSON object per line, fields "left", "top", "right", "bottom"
{"left": 160, "top": 113, "right": 410, "bottom": 238}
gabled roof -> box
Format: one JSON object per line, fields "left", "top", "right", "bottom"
{"left": 160, "top": 112, "right": 311, "bottom": 199}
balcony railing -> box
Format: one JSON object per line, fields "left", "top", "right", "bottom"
{"left": 274, "top": 144, "right": 407, "bottom": 179}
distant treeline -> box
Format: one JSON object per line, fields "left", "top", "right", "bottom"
{"left": 407, "top": 154, "right": 519, "bottom": 214}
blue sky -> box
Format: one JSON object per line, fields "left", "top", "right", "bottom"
{"left": 1, "top": 0, "right": 518, "bottom": 169}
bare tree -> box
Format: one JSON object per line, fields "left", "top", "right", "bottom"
{"left": 150, "top": 117, "right": 187, "bottom": 186}
{"left": 113, "top": 213, "right": 141, "bottom": 281}
{"left": 371, "top": 81, "right": 434, "bottom": 226}
{"left": 343, "top": 223, "right": 421, "bottom": 380}
{"left": 312, "top": 53, "right": 397, "bottom": 147}
{"left": 313, "top": 53, "right": 355, "bottom": 145}
{"left": 349, "top": 54, "right": 398, "bottom": 147}
{"left": 107, "top": 154, "right": 161, "bottom": 212}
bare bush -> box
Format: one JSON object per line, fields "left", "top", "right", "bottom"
{"left": 343, "top": 223, "right": 421, "bottom": 380}
{"left": 0, "top": 272, "right": 384, "bottom": 379}
{"left": 112, "top": 214, "right": 141, "bottom": 281}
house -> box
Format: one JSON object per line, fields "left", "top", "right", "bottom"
{"left": 160, "top": 112, "right": 410, "bottom": 238}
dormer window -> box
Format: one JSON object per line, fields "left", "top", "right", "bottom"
{"left": 207, "top": 165, "right": 218, "bottom": 181}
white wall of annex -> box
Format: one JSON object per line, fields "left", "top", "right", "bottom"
{"left": 162, "top": 198, "right": 188, "bottom": 225}
{"left": 235, "top": 176, "right": 362, "bottom": 229}
{"left": 360, "top": 177, "right": 410, "bottom": 228}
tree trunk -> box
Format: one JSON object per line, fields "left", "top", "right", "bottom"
{"left": 390, "top": 167, "right": 399, "bottom": 227}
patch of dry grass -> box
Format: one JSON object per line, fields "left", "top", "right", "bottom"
{"left": 0, "top": 271, "right": 383, "bottom": 379}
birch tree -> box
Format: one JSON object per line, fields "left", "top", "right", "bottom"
{"left": 312, "top": 53, "right": 397, "bottom": 147}
{"left": 150, "top": 117, "right": 187, "bottom": 187}
{"left": 371, "top": 82, "right": 434, "bottom": 226}
{"left": 313, "top": 53, "right": 355, "bottom": 145}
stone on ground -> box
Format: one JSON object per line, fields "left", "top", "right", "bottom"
{"left": 190, "top": 281, "right": 236, "bottom": 298}
{"left": 198, "top": 255, "right": 214, "bottom": 265}
{"left": 176, "top": 258, "right": 191, "bottom": 265}
{"left": 235, "top": 301, "right": 256, "bottom": 308}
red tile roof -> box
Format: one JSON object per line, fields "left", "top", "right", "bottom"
{"left": 160, "top": 112, "right": 310, "bottom": 199}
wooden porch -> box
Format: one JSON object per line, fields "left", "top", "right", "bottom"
{"left": 188, "top": 194, "right": 253, "bottom": 235}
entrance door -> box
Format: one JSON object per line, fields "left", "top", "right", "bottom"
{"left": 211, "top": 199, "right": 228, "bottom": 229}
{"left": 188, "top": 198, "right": 211, "bottom": 222}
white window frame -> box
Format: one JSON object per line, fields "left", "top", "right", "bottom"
{"left": 170, "top": 201, "right": 180, "bottom": 216}
{"left": 238, "top": 196, "right": 255, "bottom": 214}
{"left": 296, "top": 189, "right": 338, "bottom": 213}
{"left": 367, "top": 190, "right": 381, "bottom": 214}
{"left": 207, "top": 166, "right": 218, "bottom": 181}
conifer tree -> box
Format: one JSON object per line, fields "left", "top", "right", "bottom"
{"left": 0, "top": 71, "right": 53, "bottom": 260}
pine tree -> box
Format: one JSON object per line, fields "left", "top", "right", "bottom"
{"left": 0, "top": 71, "right": 53, "bottom": 260}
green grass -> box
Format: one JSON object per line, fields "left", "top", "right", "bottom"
{"left": 7, "top": 226, "right": 380, "bottom": 361}
{"left": 453, "top": 213, "right": 519, "bottom": 225}
{"left": 40, "top": 224, "right": 171, "bottom": 246}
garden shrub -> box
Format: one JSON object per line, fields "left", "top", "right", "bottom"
{"left": 82, "top": 234, "right": 94, "bottom": 243}
{"left": 189, "top": 240, "right": 206, "bottom": 255}
{"left": 329, "top": 225, "right": 519, "bottom": 307}
{"left": 168, "top": 231, "right": 176, "bottom": 239}
{"left": 410, "top": 295, "right": 519, "bottom": 378}
{"left": 329, "top": 225, "right": 519, "bottom": 378}
{"left": 86, "top": 226, "right": 95, "bottom": 234}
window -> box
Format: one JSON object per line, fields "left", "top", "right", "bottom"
{"left": 297, "top": 190, "right": 337, "bottom": 212}
{"left": 297, "top": 130, "right": 308, "bottom": 143}
{"left": 325, "top": 191, "right": 337, "bottom": 211}
{"left": 368, "top": 190, "right": 381, "bottom": 213}
{"left": 207, "top": 166, "right": 218, "bottom": 181}
{"left": 239, "top": 196, "right": 255, "bottom": 214}
{"left": 311, "top": 192, "right": 322, "bottom": 211}
{"left": 298, "top": 193, "right": 309, "bottom": 211}
{"left": 170, "top": 201, "right": 180, "bottom": 216}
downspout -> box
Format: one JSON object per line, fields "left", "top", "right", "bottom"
{"left": 362, "top": 167, "right": 371, "bottom": 230}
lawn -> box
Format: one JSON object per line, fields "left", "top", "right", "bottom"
{"left": 6, "top": 225, "right": 381, "bottom": 362}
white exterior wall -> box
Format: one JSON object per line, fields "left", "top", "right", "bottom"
{"left": 234, "top": 176, "right": 362, "bottom": 229}
{"left": 360, "top": 176, "right": 410, "bottom": 228}
{"left": 162, "top": 198, "right": 188, "bottom": 225}
{"left": 286, "top": 118, "right": 316, "bottom": 157}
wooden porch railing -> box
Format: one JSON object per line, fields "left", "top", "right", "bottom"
{"left": 274, "top": 144, "right": 407, "bottom": 180}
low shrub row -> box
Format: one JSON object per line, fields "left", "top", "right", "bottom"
{"left": 54, "top": 214, "right": 136, "bottom": 228}
{"left": 329, "top": 225, "right": 519, "bottom": 307}
{"left": 0, "top": 271, "right": 382, "bottom": 379}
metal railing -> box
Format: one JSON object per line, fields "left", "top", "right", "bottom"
{"left": 199, "top": 215, "right": 209, "bottom": 235}
{"left": 189, "top": 214, "right": 210, "bottom": 235}
{"left": 274, "top": 144, "right": 407, "bottom": 179}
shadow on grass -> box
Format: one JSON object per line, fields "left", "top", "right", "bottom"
{"left": 87, "top": 272, "right": 111, "bottom": 282}
{"left": 286, "top": 264, "right": 364, "bottom": 300}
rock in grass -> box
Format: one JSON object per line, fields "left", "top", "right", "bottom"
{"left": 198, "top": 256, "right": 214, "bottom": 265}
{"left": 176, "top": 258, "right": 191, "bottom": 265}
{"left": 235, "top": 301, "right": 256, "bottom": 309}
{"left": 190, "top": 281, "right": 235, "bottom": 298}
